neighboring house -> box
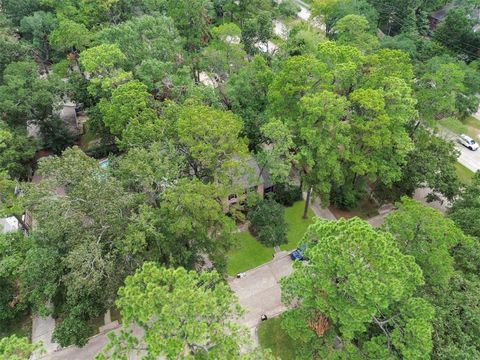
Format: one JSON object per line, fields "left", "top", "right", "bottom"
{"left": 429, "top": 4, "right": 480, "bottom": 31}
{"left": 27, "top": 100, "right": 83, "bottom": 140}
{"left": 429, "top": 5, "right": 453, "bottom": 30}
{"left": 226, "top": 157, "right": 273, "bottom": 207}
{"left": 60, "top": 101, "right": 83, "bottom": 137}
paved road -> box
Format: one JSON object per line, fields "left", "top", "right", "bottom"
{"left": 439, "top": 127, "right": 480, "bottom": 173}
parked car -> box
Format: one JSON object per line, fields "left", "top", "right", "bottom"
{"left": 290, "top": 243, "right": 307, "bottom": 261}
{"left": 458, "top": 134, "right": 479, "bottom": 151}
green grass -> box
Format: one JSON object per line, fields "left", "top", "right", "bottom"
{"left": 455, "top": 162, "right": 475, "bottom": 185}
{"left": 441, "top": 117, "right": 468, "bottom": 135}
{"left": 440, "top": 116, "right": 480, "bottom": 142}
{"left": 226, "top": 231, "right": 275, "bottom": 276}
{"left": 281, "top": 200, "right": 315, "bottom": 251}
{"left": 258, "top": 317, "right": 296, "bottom": 360}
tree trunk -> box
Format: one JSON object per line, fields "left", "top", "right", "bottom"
{"left": 14, "top": 214, "right": 29, "bottom": 234}
{"left": 303, "top": 187, "right": 312, "bottom": 219}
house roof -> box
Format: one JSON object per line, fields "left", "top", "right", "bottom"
{"left": 234, "top": 157, "right": 264, "bottom": 188}
{"left": 430, "top": 4, "right": 454, "bottom": 21}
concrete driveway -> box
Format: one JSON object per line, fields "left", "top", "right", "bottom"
{"left": 228, "top": 252, "right": 293, "bottom": 330}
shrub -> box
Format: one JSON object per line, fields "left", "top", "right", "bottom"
{"left": 277, "top": 0, "right": 300, "bottom": 17}
{"left": 271, "top": 183, "right": 302, "bottom": 207}
{"left": 248, "top": 199, "right": 287, "bottom": 247}
{"left": 330, "top": 180, "right": 367, "bottom": 210}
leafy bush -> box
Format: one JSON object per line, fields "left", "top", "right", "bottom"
{"left": 330, "top": 180, "right": 367, "bottom": 210}
{"left": 271, "top": 183, "right": 302, "bottom": 207}
{"left": 248, "top": 199, "right": 287, "bottom": 247}
{"left": 277, "top": 0, "right": 300, "bottom": 17}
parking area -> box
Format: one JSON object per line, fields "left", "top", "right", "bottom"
{"left": 228, "top": 252, "right": 293, "bottom": 329}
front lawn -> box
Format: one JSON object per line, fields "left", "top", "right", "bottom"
{"left": 258, "top": 317, "right": 296, "bottom": 360}
{"left": 226, "top": 231, "right": 274, "bottom": 276}
{"left": 281, "top": 200, "right": 314, "bottom": 251}
{"left": 440, "top": 116, "right": 480, "bottom": 142}
{"left": 455, "top": 162, "right": 475, "bottom": 185}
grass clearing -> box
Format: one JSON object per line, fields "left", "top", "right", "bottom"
{"left": 455, "top": 162, "right": 475, "bottom": 185}
{"left": 440, "top": 116, "right": 480, "bottom": 142}
{"left": 281, "top": 200, "right": 314, "bottom": 251}
{"left": 258, "top": 317, "right": 296, "bottom": 360}
{"left": 226, "top": 231, "right": 274, "bottom": 276}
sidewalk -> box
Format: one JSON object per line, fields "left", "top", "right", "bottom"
{"left": 31, "top": 304, "right": 59, "bottom": 359}
{"left": 303, "top": 192, "right": 337, "bottom": 220}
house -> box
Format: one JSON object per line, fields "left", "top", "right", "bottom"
{"left": 429, "top": 5, "right": 453, "bottom": 30}
{"left": 428, "top": 4, "right": 480, "bottom": 31}
{"left": 27, "top": 100, "right": 83, "bottom": 141}
{"left": 226, "top": 157, "right": 273, "bottom": 207}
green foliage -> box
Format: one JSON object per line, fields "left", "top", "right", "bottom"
{"left": 0, "top": 60, "right": 63, "bottom": 128}
{"left": 0, "top": 335, "right": 42, "bottom": 360}
{"left": 0, "top": 232, "right": 32, "bottom": 325}
{"left": 1, "top": 0, "right": 44, "bottom": 25}
{"left": 224, "top": 55, "right": 273, "bottom": 150}
{"left": 312, "top": 0, "right": 378, "bottom": 35}
{"left": 281, "top": 217, "right": 433, "bottom": 359}
{"left": 98, "top": 80, "right": 157, "bottom": 137}
{"left": 333, "top": 14, "right": 379, "bottom": 53}
{"left": 171, "top": 102, "right": 248, "bottom": 183}
{"left": 97, "top": 15, "right": 182, "bottom": 71}
{"left": 277, "top": 0, "right": 300, "bottom": 17}
{"left": 449, "top": 172, "right": 480, "bottom": 238}
{"left": 97, "top": 262, "right": 250, "bottom": 360}
{"left": 201, "top": 23, "right": 246, "bottom": 79}
{"left": 384, "top": 197, "right": 466, "bottom": 289}
{"left": 271, "top": 184, "right": 302, "bottom": 207}
{"left": 21, "top": 147, "right": 137, "bottom": 346}
{"left": 127, "top": 178, "right": 235, "bottom": 270}
{"left": 79, "top": 44, "right": 126, "bottom": 76}
{"left": 52, "top": 315, "right": 92, "bottom": 348}
{"left": 380, "top": 128, "right": 460, "bottom": 203}
{"left": 248, "top": 198, "right": 287, "bottom": 247}
{"left": 434, "top": 8, "right": 480, "bottom": 62}
{"left": 0, "top": 124, "right": 36, "bottom": 179}
{"left": 48, "top": 17, "right": 91, "bottom": 53}
{"left": 19, "top": 11, "right": 57, "bottom": 66}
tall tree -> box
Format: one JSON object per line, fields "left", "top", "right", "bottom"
{"left": 434, "top": 8, "right": 480, "bottom": 62}
{"left": 333, "top": 14, "right": 379, "bottom": 53}
{"left": 126, "top": 178, "right": 235, "bottom": 270}
{"left": 312, "top": 0, "right": 378, "bottom": 36}
{"left": 168, "top": 102, "right": 248, "bottom": 183}
{"left": 97, "top": 15, "right": 182, "bottom": 71}
{"left": 98, "top": 80, "right": 158, "bottom": 138}
{"left": 0, "top": 335, "right": 42, "bottom": 360}
{"left": 224, "top": 55, "right": 273, "bottom": 150}
{"left": 449, "top": 172, "right": 480, "bottom": 238}
{"left": 281, "top": 217, "right": 433, "bottom": 359}
{"left": 97, "top": 262, "right": 250, "bottom": 360}
{"left": 21, "top": 147, "right": 137, "bottom": 347}
{"left": 384, "top": 197, "right": 467, "bottom": 290}
{"left": 19, "top": 11, "right": 57, "bottom": 72}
